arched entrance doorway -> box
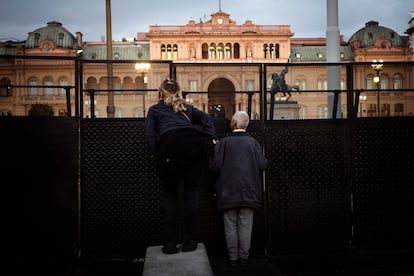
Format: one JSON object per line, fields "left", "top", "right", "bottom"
{"left": 208, "top": 78, "right": 235, "bottom": 119}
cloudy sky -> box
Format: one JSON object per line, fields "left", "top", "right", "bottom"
{"left": 1, "top": 0, "right": 412, "bottom": 42}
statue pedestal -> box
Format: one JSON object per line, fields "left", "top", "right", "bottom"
{"left": 273, "top": 101, "right": 300, "bottom": 120}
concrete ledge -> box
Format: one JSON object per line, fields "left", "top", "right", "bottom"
{"left": 143, "top": 243, "right": 214, "bottom": 276}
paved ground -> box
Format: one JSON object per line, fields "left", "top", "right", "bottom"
{"left": 10, "top": 247, "right": 414, "bottom": 275}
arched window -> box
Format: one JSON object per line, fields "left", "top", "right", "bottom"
{"left": 202, "top": 43, "right": 209, "bottom": 59}
{"left": 295, "top": 78, "right": 306, "bottom": 91}
{"left": 172, "top": 44, "right": 178, "bottom": 60}
{"left": 115, "top": 108, "right": 123, "bottom": 118}
{"left": 317, "top": 78, "right": 327, "bottom": 91}
{"left": 161, "top": 44, "right": 166, "bottom": 60}
{"left": 366, "top": 75, "right": 374, "bottom": 89}
{"left": 113, "top": 77, "right": 121, "bottom": 95}
{"left": 233, "top": 43, "right": 240, "bottom": 59}
{"left": 275, "top": 43, "right": 280, "bottom": 59}
{"left": 263, "top": 44, "right": 268, "bottom": 58}
{"left": 209, "top": 43, "right": 216, "bottom": 60}
{"left": 299, "top": 106, "right": 307, "bottom": 119}
{"left": 225, "top": 43, "right": 232, "bottom": 59}
{"left": 0, "top": 77, "right": 11, "bottom": 97}
{"left": 379, "top": 74, "right": 388, "bottom": 90}
{"left": 379, "top": 74, "right": 389, "bottom": 96}
{"left": 166, "top": 44, "right": 172, "bottom": 60}
{"left": 217, "top": 43, "right": 224, "bottom": 60}
{"left": 59, "top": 77, "right": 68, "bottom": 97}
{"left": 393, "top": 74, "right": 403, "bottom": 95}
{"left": 86, "top": 77, "right": 98, "bottom": 90}
{"left": 317, "top": 105, "right": 328, "bottom": 119}
{"left": 44, "top": 78, "right": 53, "bottom": 97}
{"left": 269, "top": 44, "right": 274, "bottom": 59}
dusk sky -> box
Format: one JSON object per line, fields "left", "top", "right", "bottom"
{"left": 1, "top": 0, "right": 412, "bottom": 42}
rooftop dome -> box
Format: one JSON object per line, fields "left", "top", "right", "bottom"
{"left": 348, "top": 20, "right": 403, "bottom": 48}
{"left": 26, "top": 21, "right": 78, "bottom": 49}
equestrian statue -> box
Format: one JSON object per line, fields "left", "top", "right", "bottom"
{"left": 270, "top": 66, "right": 300, "bottom": 101}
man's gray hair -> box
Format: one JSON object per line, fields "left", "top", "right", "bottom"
{"left": 233, "top": 111, "right": 249, "bottom": 129}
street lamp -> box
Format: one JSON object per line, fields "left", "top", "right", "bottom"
{"left": 359, "top": 95, "right": 366, "bottom": 117}
{"left": 135, "top": 63, "right": 151, "bottom": 84}
{"left": 371, "top": 59, "right": 383, "bottom": 117}
{"left": 135, "top": 62, "right": 151, "bottom": 117}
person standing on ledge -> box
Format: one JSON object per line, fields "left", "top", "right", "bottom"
{"left": 145, "top": 78, "right": 217, "bottom": 254}
{"left": 209, "top": 111, "right": 268, "bottom": 267}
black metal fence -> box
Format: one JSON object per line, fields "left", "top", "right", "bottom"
{"left": 2, "top": 115, "right": 413, "bottom": 263}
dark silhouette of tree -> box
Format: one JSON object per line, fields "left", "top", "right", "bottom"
{"left": 28, "top": 104, "right": 54, "bottom": 117}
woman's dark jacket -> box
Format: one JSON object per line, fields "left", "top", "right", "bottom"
{"left": 145, "top": 101, "right": 216, "bottom": 152}
{"left": 209, "top": 131, "right": 268, "bottom": 211}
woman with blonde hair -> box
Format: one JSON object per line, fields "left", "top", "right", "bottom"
{"left": 145, "top": 78, "right": 217, "bottom": 254}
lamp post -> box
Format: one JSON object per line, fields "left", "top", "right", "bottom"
{"left": 135, "top": 63, "right": 151, "bottom": 117}
{"left": 359, "top": 95, "right": 366, "bottom": 117}
{"left": 371, "top": 59, "right": 383, "bottom": 117}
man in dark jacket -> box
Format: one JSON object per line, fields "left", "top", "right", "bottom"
{"left": 209, "top": 111, "right": 268, "bottom": 267}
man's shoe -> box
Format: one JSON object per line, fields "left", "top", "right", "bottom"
{"left": 239, "top": 258, "right": 249, "bottom": 266}
{"left": 162, "top": 243, "right": 179, "bottom": 254}
{"left": 181, "top": 240, "right": 197, "bottom": 252}
{"left": 228, "top": 259, "right": 239, "bottom": 267}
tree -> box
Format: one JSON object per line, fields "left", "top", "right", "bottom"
{"left": 28, "top": 104, "right": 54, "bottom": 117}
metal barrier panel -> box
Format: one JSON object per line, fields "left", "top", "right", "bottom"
{"left": 264, "top": 120, "right": 351, "bottom": 254}
{"left": 352, "top": 117, "right": 414, "bottom": 247}
{"left": 80, "top": 118, "right": 162, "bottom": 259}
{"left": 0, "top": 117, "right": 78, "bottom": 263}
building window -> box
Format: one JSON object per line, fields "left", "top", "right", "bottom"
{"left": 379, "top": 75, "right": 388, "bottom": 90}
{"left": 394, "top": 103, "right": 404, "bottom": 116}
{"left": 0, "top": 77, "right": 12, "bottom": 97}
{"left": 382, "top": 103, "right": 390, "bottom": 117}
{"left": 366, "top": 75, "right": 375, "bottom": 94}
{"left": 116, "top": 108, "right": 123, "bottom": 118}
{"left": 172, "top": 44, "right": 178, "bottom": 60}
{"left": 295, "top": 78, "right": 306, "bottom": 91}
{"left": 202, "top": 43, "right": 209, "bottom": 59}
{"left": 166, "top": 44, "right": 172, "bottom": 60}
{"left": 113, "top": 77, "right": 121, "bottom": 95}
{"left": 317, "top": 105, "right": 328, "bottom": 119}
{"left": 189, "top": 80, "right": 198, "bottom": 92}
{"left": 161, "top": 44, "right": 166, "bottom": 59}
{"left": 59, "top": 78, "right": 68, "bottom": 97}
{"left": 269, "top": 44, "right": 274, "bottom": 59}
{"left": 225, "top": 43, "right": 232, "bottom": 59}
{"left": 29, "top": 78, "right": 39, "bottom": 96}
{"left": 379, "top": 75, "right": 389, "bottom": 96}
{"left": 299, "top": 106, "right": 307, "bottom": 119}
{"left": 367, "top": 104, "right": 376, "bottom": 117}
{"left": 263, "top": 44, "right": 268, "bottom": 59}
{"left": 340, "top": 79, "right": 346, "bottom": 90}
{"left": 44, "top": 78, "right": 53, "bottom": 97}
{"left": 217, "top": 43, "right": 224, "bottom": 59}
{"left": 245, "top": 80, "right": 254, "bottom": 91}
{"left": 209, "top": 43, "right": 216, "bottom": 60}
{"left": 233, "top": 43, "right": 240, "bottom": 59}
{"left": 275, "top": 43, "right": 280, "bottom": 58}
{"left": 393, "top": 74, "right": 403, "bottom": 95}
{"left": 317, "top": 78, "right": 327, "bottom": 91}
